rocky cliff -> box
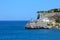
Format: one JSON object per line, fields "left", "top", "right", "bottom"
{"left": 25, "top": 8, "right": 60, "bottom": 29}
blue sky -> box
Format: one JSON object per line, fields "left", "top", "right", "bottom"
{"left": 0, "top": 0, "right": 60, "bottom": 20}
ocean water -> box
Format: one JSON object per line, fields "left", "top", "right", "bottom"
{"left": 0, "top": 21, "right": 60, "bottom": 40}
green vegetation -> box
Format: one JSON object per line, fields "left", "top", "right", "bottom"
{"left": 55, "top": 19, "right": 60, "bottom": 23}
{"left": 37, "top": 8, "right": 60, "bottom": 13}
{"left": 47, "top": 23, "right": 53, "bottom": 26}
{"left": 37, "top": 11, "right": 44, "bottom": 13}
{"left": 47, "top": 23, "right": 50, "bottom": 26}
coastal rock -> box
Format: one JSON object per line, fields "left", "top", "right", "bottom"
{"left": 25, "top": 8, "right": 60, "bottom": 29}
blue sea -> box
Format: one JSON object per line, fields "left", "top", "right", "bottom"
{"left": 0, "top": 21, "right": 60, "bottom": 40}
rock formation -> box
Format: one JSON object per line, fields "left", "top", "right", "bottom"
{"left": 25, "top": 8, "right": 60, "bottom": 29}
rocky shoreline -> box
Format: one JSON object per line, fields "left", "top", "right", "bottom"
{"left": 25, "top": 26, "right": 49, "bottom": 29}
{"left": 25, "top": 8, "right": 60, "bottom": 29}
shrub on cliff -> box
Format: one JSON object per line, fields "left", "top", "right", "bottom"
{"left": 55, "top": 19, "right": 60, "bottom": 23}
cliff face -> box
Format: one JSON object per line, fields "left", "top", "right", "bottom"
{"left": 26, "top": 8, "right": 60, "bottom": 29}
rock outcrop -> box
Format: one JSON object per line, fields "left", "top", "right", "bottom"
{"left": 25, "top": 8, "right": 60, "bottom": 29}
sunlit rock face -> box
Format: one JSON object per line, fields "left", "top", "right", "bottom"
{"left": 42, "top": 18, "right": 49, "bottom": 22}
{"left": 26, "top": 8, "right": 60, "bottom": 29}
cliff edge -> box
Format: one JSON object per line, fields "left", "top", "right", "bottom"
{"left": 25, "top": 8, "right": 60, "bottom": 29}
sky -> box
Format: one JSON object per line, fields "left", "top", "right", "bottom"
{"left": 0, "top": 0, "right": 60, "bottom": 20}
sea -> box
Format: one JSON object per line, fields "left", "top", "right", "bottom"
{"left": 0, "top": 21, "right": 60, "bottom": 40}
